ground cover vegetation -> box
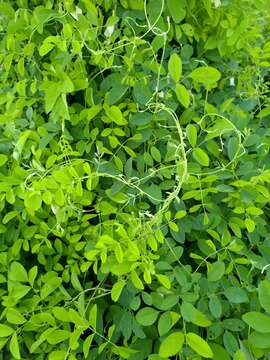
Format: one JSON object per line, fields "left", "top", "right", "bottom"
{"left": 0, "top": 0, "right": 270, "bottom": 359}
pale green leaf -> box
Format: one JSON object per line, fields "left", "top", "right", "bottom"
{"left": 156, "top": 274, "right": 171, "bottom": 289}
{"left": 258, "top": 279, "right": 270, "bottom": 313}
{"left": 39, "top": 42, "right": 55, "bottom": 56}
{"left": 0, "top": 154, "right": 8, "bottom": 166}
{"left": 186, "top": 332, "right": 213, "bottom": 358}
{"left": 89, "top": 304, "right": 97, "bottom": 330}
{"left": 46, "top": 329, "right": 70, "bottom": 345}
{"left": 0, "top": 324, "right": 14, "bottom": 337}
{"left": 83, "top": 334, "right": 94, "bottom": 358}
{"left": 24, "top": 192, "right": 42, "bottom": 212}
{"left": 6, "top": 308, "right": 26, "bottom": 325}
{"left": 111, "top": 280, "right": 125, "bottom": 302}
{"left": 9, "top": 262, "right": 28, "bottom": 283}
{"left": 242, "top": 312, "right": 270, "bottom": 333}
{"left": 168, "top": 53, "right": 182, "bottom": 83}
{"left": 136, "top": 307, "right": 159, "bottom": 326}
{"left": 207, "top": 261, "right": 225, "bottom": 282}
{"left": 192, "top": 148, "right": 209, "bottom": 167}
{"left": 224, "top": 287, "right": 248, "bottom": 304}
{"left": 167, "top": 0, "right": 186, "bottom": 23}
{"left": 176, "top": 83, "right": 190, "bottom": 108}
{"left": 190, "top": 66, "right": 221, "bottom": 87}
{"left": 159, "top": 332, "right": 184, "bottom": 357}
{"left": 248, "top": 331, "right": 270, "bottom": 349}
{"left": 186, "top": 124, "right": 197, "bottom": 147}
{"left": 175, "top": 210, "right": 186, "bottom": 219}
{"left": 181, "top": 302, "right": 211, "bottom": 327}
{"left": 9, "top": 332, "right": 20, "bottom": 359}
{"left": 233, "top": 349, "right": 247, "bottom": 360}
{"left": 104, "top": 105, "right": 127, "bottom": 125}
{"left": 131, "top": 271, "right": 144, "bottom": 290}
{"left": 245, "top": 218, "right": 255, "bottom": 233}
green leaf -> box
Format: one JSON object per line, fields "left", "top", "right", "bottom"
{"left": 158, "top": 312, "right": 172, "bottom": 336}
{"left": 223, "top": 331, "right": 238, "bottom": 356}
{"left": 167, "top": 0, "right": 186, "bottom": 23}
{"left": 210, "top": 344, "right": 231, "bottom": 360}
{"left": 130, "top": 112, "right": 152, "bottom": 126}
{"left": 168, "top": 53, "right": 182, "bottom": 83}
{"left": 186, "top": 124, "right": 197, "bottom": 147}
{"left": 169, "top": 221, "right": 179, "bottom": 232}
{"left": 89, "top": 304, "right": 97, "bottom": 330}
{"left": 208, "top": 261, "right": 225, "bottom": 282}
{"left": 46, "top": 329, "right": 70, "bottom": 345}
{"left": 242, "top": 312, "right": 270, "bottom": 333}
{"left": 224, "top": 287, "right": 248, "bottom": 304}
{"left": 71, "top": 269, "right": 83, "bottom": 291}
{"left": 181, "top": 302, "right": 211, "bottom": 327}
{"left": 144, "top": 184, "right": 162, "bottom": 204}
{"left": 0, "top": 154, "right": 8, "bottom": 166}
{"left": 133, "top": 80, "right": 152, "bottom": 105}
{"left": 151, "top": 146, "right": 161, "bottom": 162}
{"left": 83, "top": 334, "right": 94, "bottom": 358}
{"left": 135, "top": 307, "right": 159, "bottom": 326}
{"left": 2, "top": 211, "right": 18, "bottom": 224}
{"left": 41, "top": 82, "right": 61, "bottom": 113}
{"left": 113, "top": 346, "right": 138, "bottom": 358}
{"left": 190, "top": 66, "right": 221, "bottom": 87}
{"left": 246, "top": 206, "right": 263, "bottom": 216}
{"left": 205, "top": 119, "right": 235, "bottom": 141}
{"left": 0, "top": 324, "right": 14, "bottom": 337}
{"left": 40, "top": 277, "right": 62, "bottom": 300}
{"left": 9, "top": 262, "right": 28, "bottom": 283}
{"left": 209, "top": 295, "right": 222, "bottom": 318}
{"left": 111, "top": 280, "right": 125, "bottom": 302}
{"left": 176, "top": 84, "right": 190, "bottom": 108}
{"left": 52, "top": 307, "right": 70, "bottom": 322}
{"left": 24, "top": 192, "right": 42, "bottom": 212}
{"left": 158, "top": 311, "right": 180, "bottom": 336}
{"left": 192, "top": 148, "right": 210, "bottom": 166}
{"left": 159, "top": 332, "right": 184, "bottom": 357}
{"left": 39, "top": 42, "right": 55, "bottom": 56}
{"left": 175, "top": 210, "right": 187, "bottom": 219}
{"left": 258, "top": 279, "right": 270, "bottom": 313}
{"left": 114, "top": 243, "right": 123, "bottom": 263}
{"left": 156, "top": 274, "right": 171, "bottom": 289}
{"left": 104, "top": 105, "right": 127, "bottom": 125}
{"left": 48, "top": 350, "right": 67, "bottom": 360}
{"left": 28, "top": 266, "right": 38, "bottom": 287}
{"left": 6, "top": 309, "right": 26, "bottom": 325}
{"left": 233, "top": 349, "right": 247, "bottom": 360}
{"left": 30, "top": 328, "right": 55, "bottom": 353}
{"left": 9, "top": 332, "right": 20, "bottom": 359}
{"left": 186, "top": 332, "right": 213, "bottom": 358}
{"left": 248, "top": 331, "right": 270, "bottom": 349}
{"left": 148, "top": 355, "right": 168, "bottom": 360}
{"left": 227, "top": 137, "right": 239, "bottom": 161}
{"left": 222, "top": 319, "right": 245, "bottom": 332}
{"left": 131, "top": 271, "right": 144, "bottom": 290}
{"left": 245, "top": 218, "right": 255, "bottom": 233}
{"left": 258, "top": 105, "right": 270, "bottom": 118}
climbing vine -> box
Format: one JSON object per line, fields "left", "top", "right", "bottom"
{"left": 0, "top": 0, "right": 270, "bottom": 359}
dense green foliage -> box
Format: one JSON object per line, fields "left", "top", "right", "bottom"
{"left": 0, "top": 0, "right": 270, "bottom": 359}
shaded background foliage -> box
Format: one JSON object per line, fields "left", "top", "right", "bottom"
{"left": 0, "top": 0, "right": 270, "bottom": 359}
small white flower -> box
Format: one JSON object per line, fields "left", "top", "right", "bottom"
{"left": 230, "top": 77, "right": 235, "bottom": 86}
{"left": 104, "top": 25, "right": 114, "bottom": 38}
{"left": 70, "top": 6, "right": 82, "bottom": 21}
{"left": 51, "top": 205, "right": 58, "bottom": 215}
{"left": 213, "top": 0, "right": 221, "bottom": 8}
{"left": 158, "top": 91, "right": 164, "bottom": 98}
